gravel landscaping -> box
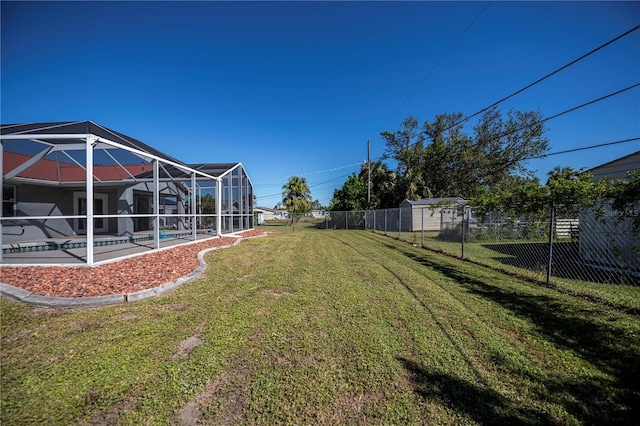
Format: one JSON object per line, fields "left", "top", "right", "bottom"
{"left": 0, "top": 230, "right": 268, "bottom": 298}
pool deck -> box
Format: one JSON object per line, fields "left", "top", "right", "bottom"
{"left": 1, "top": 231, "right": 222, "bottom": 266}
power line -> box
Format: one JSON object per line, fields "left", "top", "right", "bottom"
{"left": 252, "top": 183, "right": 287, "bottom": 189}
{"left": 255, "top": 25, "right": 639, "bottom": 187}
{"left": 477, "top": 83, "right": 640, "bottom": 148}
{"left": 448, "top": 24, "right": 640, "bottom": 129}
{"left": 257, "top": 24, "right": 639, "bottom": 200}
{"left": 257, "top": 173, "right": 353, "bottom": 200}
{"left": 527, "top": 138, "right": 640, "bottom": 160}
{"left": 538, "top": 83, "right": 640, "bottom": 124}
{"left": 258, "top": 138, "right": 639, "bottom": 205}
{"left": 373, "top": 82, "right": 640, "bottom": 164}
{"left": 370, "top": 19, "right": 639, "bottom": 173}
{"left": 379, "top": 0, "right": 492, "bottom": 130}
{"left": 257, "top": 82, "right": 638, "bottom": 200}
{"left": 377, "top": 24, "right": 640, "bottom": 158}
{"left": 254, "top": 162, "right": 361, "bottom": 181}
{"left": 474, "top": 137, "right": 640, "bottom": 182}
{"left": 309, "top": 174, "right": 353, "bottom": 188}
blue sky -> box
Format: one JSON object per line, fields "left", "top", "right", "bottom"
{"left": 2, "top": 1, "right": 639, "bottom": 208}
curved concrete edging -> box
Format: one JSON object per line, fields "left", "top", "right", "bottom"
{"left": 0, "top": 236, "right": 248, "bottom": 309}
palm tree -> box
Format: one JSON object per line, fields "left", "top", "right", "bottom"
{"left": 358, "top": 161, "right": 398, "bottom": 209}
{"left": 282, "top": 176, "right": 312, "bottom": 225}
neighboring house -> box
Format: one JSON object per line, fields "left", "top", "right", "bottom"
{"left": 273, "top": 204, "right": 289, "bottom": 219}
{"left": 589, "top": 151, "right": 640, "bottom": 180}
{"left": 579, "top": 151, "right": 640, "bottom": 273}
{"left": 253, "top": 206, "right": 291, "bottom": 222}
{"left": 311, "top": 210, "right": 328, "bottom": 218}
{"left": 1, "top": 121, "right": 253, "bottom": 265}
{"left": 399, "top": 197, "right": 469, "bottom": 232}
{"left": 253, "top": 206, "right": 276, "bottom": 224}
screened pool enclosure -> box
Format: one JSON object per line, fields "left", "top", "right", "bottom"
{"left": 1, "top": 121, "right": 253, "bottom": 265}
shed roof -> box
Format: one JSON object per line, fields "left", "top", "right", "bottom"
{"left": 402, "top": 197, "right": 469, "bottom": 206}
{"left": 254, "top": 206, "right": 277, "bottom": 213}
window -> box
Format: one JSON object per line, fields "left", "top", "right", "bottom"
{"left": 3, "top": 185, "right": 16, "bottom": 217}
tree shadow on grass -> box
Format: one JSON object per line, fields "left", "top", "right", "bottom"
{"left": 372, "top": 237, "right": 640, "bottom": 424}
{"left": 480, "top": 241, "right": 638, "bottom": 285}
{"left": 398, "top": 357, "right": 550, "bottom": 425}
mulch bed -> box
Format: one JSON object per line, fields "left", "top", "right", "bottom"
{"left": 0, "top": 229, "right": 269, "bottom": 298}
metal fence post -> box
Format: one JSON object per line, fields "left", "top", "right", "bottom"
{"left": 385, "top": 209, "right": 388, "bottom": 234}
{"left": 547, "top": 205, "right": 555, "bottom": 286}
{"left": 461, "top": 206, "right": 467, "bottom": 260}
{"left": 421, "top": 207, "right": 425, "bottom": 247}
{"left": 314, "top": 204, "right": 633, "bottom": 286}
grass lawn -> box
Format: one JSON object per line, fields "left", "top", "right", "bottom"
{"left": 2, "top": 224, "right": 640, "bottom": 424}
{"left": 392, "top": 230, "right": 640, "bottom": 311}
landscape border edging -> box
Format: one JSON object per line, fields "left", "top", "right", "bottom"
{"left": 1, "top": 235, "right": 247, "bottom": 308}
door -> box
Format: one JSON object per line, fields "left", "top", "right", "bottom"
{"left": 135, "top": 195, "right": 151, "bottom": 231}
{"left": 74, "top": 192, "right": 108, "bottom": 234}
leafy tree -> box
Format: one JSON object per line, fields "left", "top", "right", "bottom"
{"left": 602, "top": 169, "right": 640, "bottom": 230}
{"left": 381, "top": 115, "right": 429, "bottom": 202}
{"left": 197, "top": 194, "right": 216, "bottom": 214}
{"left": 546, "top": 167, "right": 606, "bottom": 216}
{"left": 282, "top": 176, "right": 312, "bottom": 222}
{"left": 186, "top": 194, "right": 215, "bottom": 214}
{"left": 382, "top": 107, "right": 549, "bottom": 200}
{"left": 310, "top": 199, "right": 324, "bottom": 210}
{"left": 472, "top": 167, "right": 606, "bottom": 220}
{"left": 185, "top": 194, "right": 216, "bottom": 228}
{"left": 421, "top": 112, "right": 470, "bottom": 199}
{"left": 362, "top": 161, "right": 397, "bottom": 209}
{"left": 470, "top": 108, "right": 547, "bottom": 190}
{"left": 472, "top": 175, "right": 546, "bottom": 220}
{"left": 330, "top": 161, "right": 397, "bottom": 210}
{"left": 330, "top": 174, "right": 366, "bottom": 211}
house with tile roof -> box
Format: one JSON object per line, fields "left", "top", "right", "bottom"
{"left": 1, "top": 121, "right": 253, "bottom": 265}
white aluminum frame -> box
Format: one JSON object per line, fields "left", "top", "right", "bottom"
{"left": 1, "top": 124, "right": 253, "bottom": 265}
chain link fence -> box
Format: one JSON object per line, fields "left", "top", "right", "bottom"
{"left": 322, "top": 203, "right": 639, "bottom": 286}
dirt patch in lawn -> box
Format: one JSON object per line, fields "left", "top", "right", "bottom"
{"left": 85, "top": 396, "right": 136, "bottom": 426}
{"left": 178, "top": 350, "right": 254, "bottom": 425}
{"left": 173, "top": 336, "right": 203, "bottom": 361}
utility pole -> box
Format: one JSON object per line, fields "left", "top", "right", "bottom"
{"left": 367, "top": 138, "right": 371, "bottom": 209}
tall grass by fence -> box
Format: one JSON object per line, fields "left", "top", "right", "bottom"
{"left": 318, "top": 204, "right": 640, "bottom": 286}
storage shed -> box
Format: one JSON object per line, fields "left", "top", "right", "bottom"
{"left": 399, "top": 197, "right": 469, "bottom": 232}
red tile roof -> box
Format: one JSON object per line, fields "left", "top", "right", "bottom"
{"left": 3, "top": 151, "right": 148, "bottom": 183}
